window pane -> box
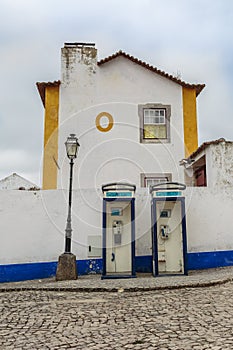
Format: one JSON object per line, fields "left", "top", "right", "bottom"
{"left": 159, "top": 116, "right": 165, "bottom": 124}
{"left": 144, "top": 125, "right": 167, "bottom": 139}
{"left": 144, "top": 110, "right": 149, "bottom": 117}
{"left": 145, "top": 177, "right": 169, "bottom": 187}
{"left": 160, "top": 110, "right": 165, "bottom": 116}
{"left": 149, "top": 110, "right": 155, "bottom": 116}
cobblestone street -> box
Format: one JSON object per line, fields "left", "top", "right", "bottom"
{"left": 1, "top": 280, "right": 233, "bottom": 349}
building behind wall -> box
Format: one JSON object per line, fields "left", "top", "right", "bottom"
{"left": 183, "top": 138, "right": 233, "bottom": 188}
{"left": 0, "top": 173, "right": 39, "bottom": 190}
{"left": 37, "top": 42, "right": 205, "bottom": 191}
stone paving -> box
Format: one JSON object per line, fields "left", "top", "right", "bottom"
{"left": 1, "top": 266, "right": 233, "bottom": 292}
{"left": 1, "top": 267, "right": 233, "bottom": 349}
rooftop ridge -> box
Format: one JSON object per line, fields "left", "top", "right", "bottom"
{"left": 98, "top": 50, "right": 205, "bottom": 96}
{"left": 189, "top": 138, "right": 232, "bottom": 159}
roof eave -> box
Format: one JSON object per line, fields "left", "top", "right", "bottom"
{"left": 36, "top": 81, "right": 60, "bottom": 107}
{"left": 188, "top": 138, "right": 228, "bottom": 159}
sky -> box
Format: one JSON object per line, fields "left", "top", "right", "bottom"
{"left": 0, "top": 0, "right": 233, "bottom": 186}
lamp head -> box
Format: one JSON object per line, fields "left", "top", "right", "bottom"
{"left": 65, "top": 134, "right": 80, "bottom": 159}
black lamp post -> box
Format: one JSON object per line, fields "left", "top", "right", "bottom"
{"left": 64, "top": 134, "right": 80, "bottom": 254}
{"left": 56, "top": 133, "right": 80, "bottom": 281}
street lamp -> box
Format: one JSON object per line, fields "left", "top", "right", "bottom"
{"left": 64, "top": 134, "right": 80, "bottom": 254}
{"left": 56, "top": 133, "right": 80, "bottom": 281}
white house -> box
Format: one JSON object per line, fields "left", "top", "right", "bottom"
{"left": 1, "top": 43, "right": 233, "bottom": 283}
{"left": 37, "top": 43, "right": 205, "bottom": 191}
{"left": 0, "top": 173, "right": 39, "bottom": 190}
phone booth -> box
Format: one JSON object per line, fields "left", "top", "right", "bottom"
{"left": 151, "top": 182, "right": 188, "bottom": 276}
{"left": 102, "top": 183, "right": 136, "bottom": 279}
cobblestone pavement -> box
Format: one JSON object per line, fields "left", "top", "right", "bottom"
{"left": 1, "top": 266, "right": 233, "bottom": 292}
{"left": 1, "top": 280, "right": 233, "bottom": 349}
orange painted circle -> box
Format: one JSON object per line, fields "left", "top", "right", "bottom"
{"left": 96, "top": 112, "right": 114, "bottom": 132}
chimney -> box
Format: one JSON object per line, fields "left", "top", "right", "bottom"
{"left": 61, "top": 42, "right": 97, "bottom": 85}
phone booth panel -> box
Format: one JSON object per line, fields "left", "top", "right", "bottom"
{"left": 102, "top": 183, "right": 136, "bottom": 279}
{"left": 106, "top": 201, "right": 132, "bottom": 274}
{"left": 151, "top": 183, "right": 188, "bottom": 276}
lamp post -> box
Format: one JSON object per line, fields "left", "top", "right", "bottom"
{"left": 64, "top": 134, "right": 80, "bottom": 253}
{"left": 56, "top": 133, "right": 80, "bottom": 281}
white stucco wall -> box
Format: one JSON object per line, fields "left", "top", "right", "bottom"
{"left": 57, "top": 46, "right": 185, "bottom": 190}
{"left": 206, "top": 143, "right": 233, "bottom": 187}
{"left": 185, "top": 187, "right": 233, "bottom": 252}
{"left": 1, "top": 187, "right": 233, "bottom": 266}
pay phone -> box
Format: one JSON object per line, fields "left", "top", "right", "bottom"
{"left": 102, "top": 182, "right": 136, "bottom": 279}
{"left": 151, "top": 182, "right": 188, "bottom": 276}
{"left": 112, "top": 220, "right": 123, "bottom": 245}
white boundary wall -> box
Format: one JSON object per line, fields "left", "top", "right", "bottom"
{"left": 0, "top": 187, "right": 233, "bottom": 265}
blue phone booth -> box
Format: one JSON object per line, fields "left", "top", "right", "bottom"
{"left": 151, "top": 182, "right": 188, "bottom": 276}
{"left": 101, "top": 183, "right": 136, "bottom": 279}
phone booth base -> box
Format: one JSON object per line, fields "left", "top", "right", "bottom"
{"left": 101, "top": 183, "right": 136, "bottom": 280}
{"left": 151, "top": 185, "right": 188, "bottom": 277}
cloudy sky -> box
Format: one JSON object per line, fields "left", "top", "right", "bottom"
{"left": 0, "top": 0, "right": 232, "bottom": 185}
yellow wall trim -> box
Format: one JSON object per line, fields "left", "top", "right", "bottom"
{"left": 182, "top": 87, "right": 198, "bottom": 157}
{"left": 42, "top": 85, "right": 59, "bottom": 189}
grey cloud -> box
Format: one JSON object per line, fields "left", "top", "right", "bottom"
{"left": 0, "top": 0, "right": 233, "bottom": 186}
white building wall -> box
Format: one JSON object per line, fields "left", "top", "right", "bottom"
{"left": 0, "top": 173, "right": 38, "bottom": 190}
{"left": 0, "top": 188, "right": 233, "bottom": 266}
{"left": 191, "top": 142, "right": 233, "bottom": 188}
{"left": 58, "top": 47, "right": 185, "bottom": 190}
{"left": 208, "top": 143, "right": 233, "bottom": 187}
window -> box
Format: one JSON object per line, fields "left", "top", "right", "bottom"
{"left": 139, "top": 104, "right": 171, "bottom": 143}
{"left": 141, "top": 173, "right": 172, "bottom": 188}
{"left": 192, "top": 156, "right": 207, "bottom": 187}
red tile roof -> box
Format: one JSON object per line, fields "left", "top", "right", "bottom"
{"left": 37, "top": 50, "right": 205, "bottom": 106}
{"left": 189, "top": 138, "right": 228, "bottom": 159}
{"left": 98, "top": 50, "right": 205, "bottom": 96}
{"left": 36, "top": 81, "right": 60, "bottom": 107}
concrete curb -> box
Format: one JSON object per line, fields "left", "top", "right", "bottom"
{"left": 0, "top": 275, "right": 232, "bottom": 293}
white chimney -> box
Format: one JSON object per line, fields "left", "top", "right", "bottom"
{"left": 61, "top": 42, "right": 97, "bottom": 86}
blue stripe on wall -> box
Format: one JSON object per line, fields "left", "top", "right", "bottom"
{"left": 0, "top": 259, "right": 103, "bottom": 283}
{"left": 187, "top": 250, "right": 233, "bottom": 270}
{"left": 1, "top": 250, "right": 233, "bottom": 283}
{"left": 0, "top": 261, "right": 57, "bottom": 283}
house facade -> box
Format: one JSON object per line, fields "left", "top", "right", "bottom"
{"left": 37, "top": 43, "right": 205, "bottom": 191}
{"left": 1, "top": 44, "right": 233, "bottom": 282}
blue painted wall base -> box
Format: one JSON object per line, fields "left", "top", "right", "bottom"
{"left": 0, "top": 259, "right": 103, "bottom": 283}
{"left": 1, "top": 250, "right": 233, "bottom": 283}
{"left": 187, "top": 250, "right": 233, "bottom": 270}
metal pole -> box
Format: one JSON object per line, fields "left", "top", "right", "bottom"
{"left": 65, "top": 158, "right": 74, "bottom": 253}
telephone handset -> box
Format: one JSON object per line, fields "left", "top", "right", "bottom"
{"left": 160, "top": 225, "right": 170, "bottom": 239}
{"left": 112, "top": 220, "right": 123, "bottom": 245}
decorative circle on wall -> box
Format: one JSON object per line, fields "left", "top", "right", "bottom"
{"left": 96, "top": 112, "right": 114, "bottom": 132}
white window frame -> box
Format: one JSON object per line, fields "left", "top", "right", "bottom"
{"left": 138, "top": 103, "right": 171, "bottom": 143}
{"left": 143, "top": 109, "right": 166, "bottom": 125}
{"left": 140, "top": 173, "right": 172, "bottom": 188}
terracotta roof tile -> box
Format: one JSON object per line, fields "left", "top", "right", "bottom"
{"left": 98, "top": 50, "right": 205, "bottom": 96}
{"left": 189, "top": 138, "right": 228, "bottom": 159}
{"left": 36, "top": 81, "right": 60, "bottom": 107}
{"left": 37, "top": 50, "right": 205, "bottom": 106}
